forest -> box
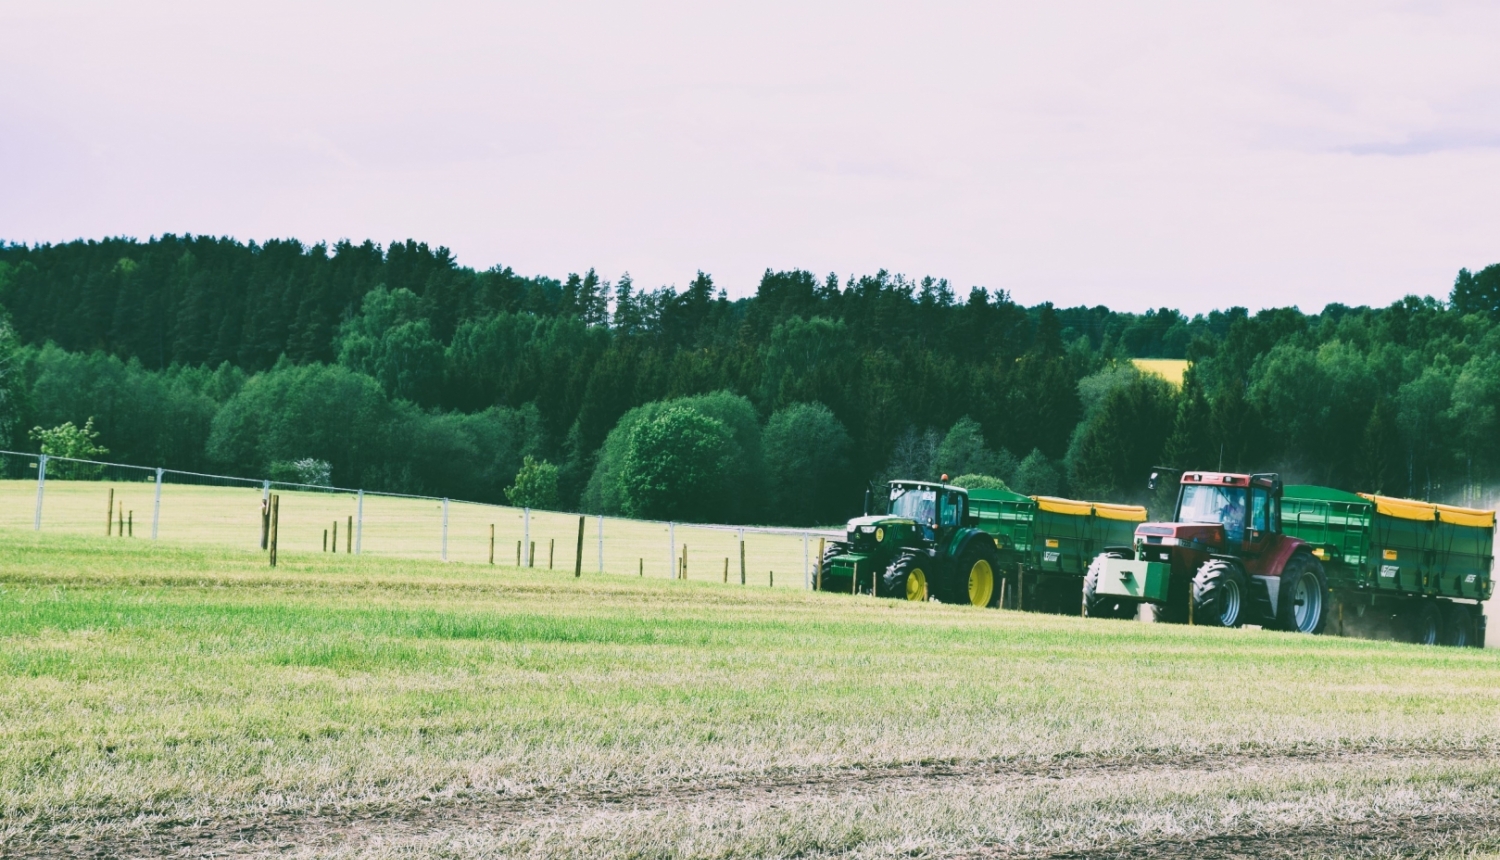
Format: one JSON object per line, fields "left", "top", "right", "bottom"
{"left": 0, "top": 235, "right": 1498, "bottom": 525}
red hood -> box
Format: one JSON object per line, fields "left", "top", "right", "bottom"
{"left": 1135, "top": 522, "right": 1226, "bottom": 547}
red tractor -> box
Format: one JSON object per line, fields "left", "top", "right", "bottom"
{"left": 1082, "top": 471, "right": 1329, "bottom": 633}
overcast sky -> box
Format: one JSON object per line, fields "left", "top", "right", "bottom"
{"left": 3, "top": 1, "right": 1499, "bottom": 313}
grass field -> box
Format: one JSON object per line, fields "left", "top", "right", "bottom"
{"left": 0, "top": 477, "right": 825, "bottom": 586}
{"left": 4, "top": 533, "right": 1500, "bottom": 858}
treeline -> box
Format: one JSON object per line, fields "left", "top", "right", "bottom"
{"left": 1, "top": 236, "right": 1498, "bottom": 524}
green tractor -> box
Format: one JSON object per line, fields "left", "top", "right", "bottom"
{"left": 818, "top": 479, "right": 1002, "bottom": 606}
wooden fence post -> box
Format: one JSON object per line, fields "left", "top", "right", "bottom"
{"left": 323, "top": 529, "right": 328, "bottom": 552}
{"left": 723, "top": 558, "right": 728, "bottom": 583}
{"left": 490, "top": 524, "right": 495, "bottom": 565}
{"left": 852, "top": 561, "right": 858, "bottom": 595}
{"left": 739, "top": 540, "right": 746, "bottom": 585}
{"left": 529, "top": 541, "right": 535, "bottom": 567}
{"left": 332, "top": 520, "right": 338, "bottom": 553}
{"left": 549, "top": 538, "right": 555, "bottom": 569}
{"left": 106, "top": 488, "right": 114, "bottom": 535}
{"left": 118, "top": 502, "right": 124, "bottom": 537}
{"left": 127, "top": 511, "right": 133, "bottom": 537}
{"left": 574, "top": 516, "right": 584, "bottom": 578}
{"left": 1017, "top": 563, "right": 1025, "bottom": 611}
{"left": 269, "top": 494, "right": 280, "bottom": 567}
{"left": 346, "top": 515, "right": 352, "bottom": 553}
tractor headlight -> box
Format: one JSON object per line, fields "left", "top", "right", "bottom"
{"left": 874, "top": 527, "right": 884, "bottom": 543}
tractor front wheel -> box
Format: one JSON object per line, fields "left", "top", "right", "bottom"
{"left": 941, "top": 541, "right": 998, "bottom": 607}
{"left": 1083, "top": 552, "right": 1136, "bottom": 620}
{"left": 1276, "top": 552, "right": 1329, "bottom": 634}
{"left": 817, "top": 541, "right": 850, "bottom": 592}
{"left": 882, "top": 553, "right": 931, "bottom": 601}
{"left": 1192, "top": 559, "right": 1247, "bottom": 628}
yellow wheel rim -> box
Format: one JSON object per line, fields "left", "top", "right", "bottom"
{"left": 906, "top": 568, "right": 928, "bottom": 601}
{"left": 967, "top": 559, "right": 994, "bottom": 606}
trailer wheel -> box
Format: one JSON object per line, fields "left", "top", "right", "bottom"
{"left": 1407, "top": 600, "right": 1442, "bottom": 645}
{"left": 817, "top": 541, "right": 850, "bottom": 592}
{"left": 1192, "top": 559, "right": 1246, "bottom": 628}
{"left": 1083, "top": 552, "right": 1136, "bottom": 620}
{"left": 882, "top": 553, "right": 930, "bottom": 602}
{"left": 1276, "top": 552, "right": 1329, "bottom": 634}
{"left": 1440, "top": 602, "right": 1476, "bottom": 648}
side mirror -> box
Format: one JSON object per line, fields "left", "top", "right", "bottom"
{"left": 1147, "top": 471, "right": 1160, "bottom": 492}
{"left": 863, "top": 489, "right": 872, "bottom": 516}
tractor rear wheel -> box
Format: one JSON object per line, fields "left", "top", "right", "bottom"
{"left": 1440, "top": 602, "right": 1476, "bottom": 648}
{"left": 1276, "top": 552, "right": 1329, "bottom": 634}
{"left": 1406, "top": 600, "right": 1443, "bottom": 645}
{"left": 941, "top": 540, "right": 998, "bottom": 607}
{"left": 1083, "top": 552, "right": 1136, "bottom": 619}
{"left": 1191, "top": 559, "right": 1247, "bottom": 628}
{"left": 882, "top": 553, "right": 931, "bottom": 601}
{"left": 817, "top": 541, "right": 849, "bottom": 592}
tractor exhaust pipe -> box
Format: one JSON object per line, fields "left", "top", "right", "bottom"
{"left": 863, "top": 489, "right": 872, "bottom": 516}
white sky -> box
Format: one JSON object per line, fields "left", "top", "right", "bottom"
{"left": 3, "top": 1, "right": 1499, "bottom": 313}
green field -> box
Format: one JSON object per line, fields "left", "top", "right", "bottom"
{"left": 0, "top": 478, "right": 824, "bottom": 586}
{"left": 4, "top": 533, "right": 1500, "bottom": 858}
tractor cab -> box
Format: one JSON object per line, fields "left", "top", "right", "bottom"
{"left": 1140, "top": 472, "right": 1293, "bottom": 581}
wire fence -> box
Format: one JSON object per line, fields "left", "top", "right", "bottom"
{"left": 0, "top": 450, "right": 839, "bottom": 588}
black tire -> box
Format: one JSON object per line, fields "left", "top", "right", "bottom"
{"left": 1407, "top": 600, "right": 1443, "bottom": 645}
{"left": 939, "top": 538, "right": 999, "bottom": 607}
{"left": 1192, "top": 559, "right": 1247, "bottom": 628}
{"left": 1440, "top": 602, "right": 1477, "bottom": 648}
{"left": 882, "top": 553, "right": 932, "bottom": 602}
{"left": 816, "top": 541, "right": 849, "bottom": 592}
{"left": 1083, "top": 552, "right": 1137, "bottom": 620}
{"left": 1276, "top": 552, "right": 1329, "bottom": 634}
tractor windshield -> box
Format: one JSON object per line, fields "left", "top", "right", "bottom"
{"left": 1178, "top": 484, "right": 1247, "bottom": 543}
{"left": 889, "top": 486, "right": 938, "bottom": 525}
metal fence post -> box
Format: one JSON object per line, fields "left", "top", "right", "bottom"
{"left": 441, "top": 498, "right": 449, "bottom": 561}
{"left": 803, "top": 533, "right": 810, "bottom": 589}
{"left": 33, "top": 454, "right": 47, "bottom": 531}
{"left": 355, "top": 489, "right": 364, "bottom": 555}
{"left": 597, "top": 513, "right": 604, "bottom": 574}
{"left": 152, "top": 467, "right": 163, "bottom": 539}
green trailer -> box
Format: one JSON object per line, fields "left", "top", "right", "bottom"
{"left": 967, "top": 488, "right": 1146, "bottom": 613}
{"left": 1281, "top": 485, "right": 1493, "bottom": 646}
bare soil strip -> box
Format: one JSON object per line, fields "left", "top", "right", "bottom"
{"left": 1033, "top": 812, "right": 1500, "bottom": 859}
{"left": 7, "top": 746, "right": 1498, "bottom": 859}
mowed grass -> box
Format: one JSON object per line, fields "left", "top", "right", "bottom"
{"left": 4, "top": 532, "right": 1500, "bottom": 856}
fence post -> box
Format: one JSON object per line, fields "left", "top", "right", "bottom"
{"left": 346, "top": 515, "right": 352, "bottom": 553}
{"left": 33, "top": 454, "right": 46, "bottom": 531}
{"left": 441, "top": 498, "right": 449, "bottom": 562}
{"left": 355, "top": 489, "right": 363, "bottom": 555}
{"left": 740, "top": 538, "right": 746, "bottom": 585}
{"left": 261, "top": 481, "right": 270, "bottom": 550}
{"left": 597, "top": 514, "right": 604, "bottom": 574}
{"left": 269, "top": 494, "right": 280, "bottom": 567}
{"left": 803, "top": 533, "right": 809, "bottom": 589}
{"left": 575, "top": 516, "right": 584, "bottom": 578}
{"left": 107, "top": 487, "right": 114, "bottom": 536}
{"left": 151, "top": 468, "right": 162, "bottom": 540}
{"left": 490, "top": 524, "right": 495, "bottom": 565}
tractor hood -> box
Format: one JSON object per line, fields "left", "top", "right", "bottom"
{"left": 1135, "top": 522, "right": 1226, "bottom": 549}
{"left": 846, "top": 515, "right": 913, "bottom": 530}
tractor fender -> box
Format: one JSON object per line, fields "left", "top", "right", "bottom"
{"left": 950, "top": 529, "right": 998, "bottom": 561}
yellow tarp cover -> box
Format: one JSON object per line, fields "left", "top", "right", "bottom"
{"left": 1358, "top": 493, "right": 1496, "bottom": 528}
{"left": 1032, "top": 496, "right": 1148, "bottom": 522}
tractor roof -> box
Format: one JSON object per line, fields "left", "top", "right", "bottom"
{"left": 1180, "top": 471, "right": 1278, "bottom": 489}
{"left": 888, "top": 479, "right": 965, "bottom": 494}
